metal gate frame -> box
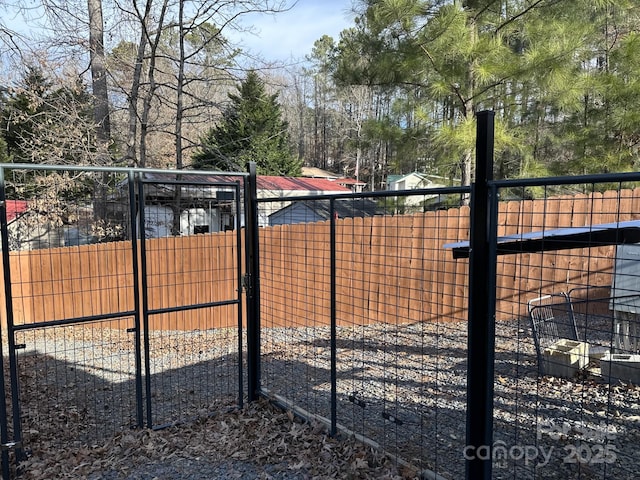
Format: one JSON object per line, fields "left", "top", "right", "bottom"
{"left": 0, "top": 164, "right": 255, "bottom": 477}
{"left": 136, "top": 172, "right": 247, "bottom": 429}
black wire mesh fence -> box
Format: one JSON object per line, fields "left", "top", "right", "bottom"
{"left": 14, "top": 319, "right": 139, "bottom": 446}
{"left": 0, "top": 167, "right": 144, "bottom": 469}
{"left": 257, "top": 190, "right": 471, "bottom": 479}
{"left": 490, "top": 181, "right": 640, "bottom": 480}
{"left": 257, "top": 174, "right": 640, "bottom": 480}
{"left": 137, "top": 176, "right": 245, "bottom": 429}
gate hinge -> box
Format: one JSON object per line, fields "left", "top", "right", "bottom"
{"left": 1, "top": 441, "right": 22, "bottom": 451}
{"left": 242, "top": 273, "right": 251, "bottom": 292}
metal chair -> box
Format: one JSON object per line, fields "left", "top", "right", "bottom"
{"left": 528, "top": 293, "right": 579, "bottom": 374}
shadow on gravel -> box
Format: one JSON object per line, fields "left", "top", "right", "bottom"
{"left": 4, "top": 319, "right": 639, "bottom": 480}
{"left": 259, "top": 324, "right": 639, "bottom": 480}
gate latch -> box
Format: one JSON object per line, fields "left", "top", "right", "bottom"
{"left": 1, "top": 441, "right": 22, "bottom": 451}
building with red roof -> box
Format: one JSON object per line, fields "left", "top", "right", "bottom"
{"left": 117, "top": 173, "right": 355, "bottom": 235}
{"left": 257, "top": 176, "right": 350, "bottom": 196}
{"left": 6, "top": 200, "right": 29, "bottom": 222}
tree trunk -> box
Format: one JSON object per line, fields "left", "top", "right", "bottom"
{"left": 460, "top": 3, "right": 478, "bottom": 204}
{"left": 175, "top": 0, "right": 185, "bottom": 170}
{"left": 294, "top": 77, "right": 305, "bottom": 160}
{"left": 313, "top": 79, "right": 320, "bottom": 166}
{"left": 87, "top": 0, "right": 111, "bottom": 220}
{"left": 138, "top": 0, "right": 169, "bottom": 169}
{"left": 172, "top": 0, "right": 186, "bottom": 236}
{"left": 87, "top": 0, "right": 110, "bottom": 151}
{"left": 126, "top": 0, "right": 153, "bottom": 167}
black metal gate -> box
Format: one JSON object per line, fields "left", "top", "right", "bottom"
{"left": 0, "top": 165, "right": 252, "bottom": 478}
{"left": 136, "top": 172, "right": 246, "bottom": 430}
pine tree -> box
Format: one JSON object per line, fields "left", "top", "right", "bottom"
{"left": 0, "top": 136, "right": 9, "bottom": 164}
{"left": 1, "top": 66, "right": 95, "bottom": 165}
{"left": 192, "top": 71, "right": 301, "bottom": 175}
{"left": 334, "top": 0, "right": 636, "bottom": 186}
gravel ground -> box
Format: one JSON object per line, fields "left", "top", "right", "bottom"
{"left": 260, "top": 320, "right": 640, "bottom": 480}
{"left": 4, "top": 318, "right": 640, "bottom": 479}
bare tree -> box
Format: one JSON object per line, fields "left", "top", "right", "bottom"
{"left": 87, "top": 0, "right": 110, "bottom": 156}
{"left": 87, "top": 0, "right": 111, "bottom": 219}
{"left": 8, "top": 0, "right": 293, "bottom": 170}
{"left": 115, "top": 0, "right": 293, "bottom": 168}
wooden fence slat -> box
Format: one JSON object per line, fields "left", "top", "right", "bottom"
{"left": 408, "top": 214, "right": 425, "bottom": 323}
{"left": 422, "top": 211, "right": 441, "bottom": 321}
{"left": 382, "top": 215, "right": 400, "bottom": 323}
{"left": 347, "top": 217, "right": 366, "bottom": 324}
{"left": 368, "top": 216, "right": 385, "bottom": 323}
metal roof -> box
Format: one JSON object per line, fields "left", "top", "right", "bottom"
{"left": 258, "top": 176, "right": 350, "bottom": 192}
{"left": 269, "top": 198, "right": 380, "bottom": 222}
{"left": 6, "top": 200, "right": 29, "bottom": 222}
{"left": 140, "top": 172, "right": 350, "bottom": 192}
{"left": 444, "top": 219, "right": 640, "bottom": 259}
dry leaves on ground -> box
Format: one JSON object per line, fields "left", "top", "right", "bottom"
{"left": 18, "top": 399, "right": 416, "bottom": 480}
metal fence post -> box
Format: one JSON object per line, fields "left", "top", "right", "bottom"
{"left": 465, "top": 110, "right": 498, "bottom": 480}
{"left": 245, "top": 162, "right": 261, "bottom": 402}
{"left": 235, "top": 182, "right": 245, "bottom": 409}
{"left": 0, "top": 167, "right": 14, "bottom": 479}
{"left": 329, "top": 198, "right": 337, "bottom": 436}
{"left": 127, "top": 171, "right": 144, "bottom": 429}
{"left": 136, "top": 177, "right": 153, "bottom": 428}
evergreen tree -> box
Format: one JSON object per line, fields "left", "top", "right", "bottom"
{"left": 0, "top": 136, "right": 9, "bottom": 164}
{"left": 192, "top": 71, "right": 301, "bottom": 175}
{"left": 1, "top": 66, "right": 95, "bottom": 165}
{"left": 332, "top": 0, "right": 639, "bottom": 187}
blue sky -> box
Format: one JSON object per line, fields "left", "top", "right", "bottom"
{"left": 2, "top": 0, "right": 356, "bottom": 67}
{"left": 234, "top": 0, "right": 356, "bottom": 62}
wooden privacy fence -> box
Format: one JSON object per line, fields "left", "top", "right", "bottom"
{"left": 0, "top": 231, "right": 241, "bottom": 330}
{"left": 259, "top": 188, "right": 640, "bottom": 327}
{"left": 258, "top": 209, "right": 472, "bottom": 327}
{"left": 1, "top": 189, "right": 638, "bottom": 330}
